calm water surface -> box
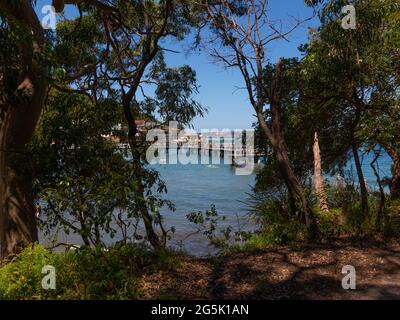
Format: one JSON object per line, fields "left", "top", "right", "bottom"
{"left": 153, "top": 161, "right": 256, "bottom": 255}
{"left": 40, "top": 152, "right": 393, "bottom": 256}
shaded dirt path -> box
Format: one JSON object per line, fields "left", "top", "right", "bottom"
{"left": 140, "top": 241, "right": 400, "bottom": 299}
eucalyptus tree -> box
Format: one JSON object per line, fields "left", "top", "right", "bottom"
{"left": 302, "top": 0, "right": 399, "bottom": 218}
{"left": 0, "top": 0, "right": 203, "bottom": 259}
{"left": 52, "top": 1, "right": 204, "bottom": 248}
{"left": 252, "top": 58, "right": 316, "bottom": 210}
{"left": 360, "top": 95, "right": 400, "bottom": 200}
{"left": 359, "top": 0, "right": 400, "bottom": 200}
{"left": 198, "top": 0, "right": 320, "bottom": 239}
{"left": 31, "top": 91, "right": 178, "bottom": 247}
{"left": 0, "top": 0, "right": 117, "bottom": 261}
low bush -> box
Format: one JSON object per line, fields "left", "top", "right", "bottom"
{"left": 0, "top": 243, "right": 177, "bottom": 300}
{"left": 233, "top": 187, "right": 400, "bottom": 252}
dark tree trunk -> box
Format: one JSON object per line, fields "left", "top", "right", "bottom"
{"left": 122, "top": 99, "right": 162, "bottom": 249}
{"left": 383, "top": 144, "right": 400, "bottom": 200}
{"left": 76, "top": 210, "right": 91, "bottom": 247}
{"left": 0, "top": 152, "right": 38, "bottom": 260}
{"left": 256, "top": 112, "right": 319, "bottom": 240}
{"left": 351, "top": 143, "right": 369, "bottom": 217}
{"left": 0, "top": 104, "right": 41, "bottom": 261}
{"left": 370, "top": 150, "right": 385, "bottom": 229}
{"left": 0, "top": 0, "right": 47, "bottom": 261}
{"left": 255, "top": 61, "right": 319, "bottom": 240}
{"left": 273, "top": 134, "right": 319, "bottom": 239}
{"left": 391, "top": 163, "right": 400, "bottom": 200}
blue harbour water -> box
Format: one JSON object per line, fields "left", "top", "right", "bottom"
{"left": 344, "top": 150, "right": 393, "bottom": 188}
{"left": 152, "top": 160, "right": 256, "bottom": 256}
{"left": 156, "top": 151, "right": 393, "bottom": 255}
{"left": 40, "top": 151, "right": 393, "bottom": 256}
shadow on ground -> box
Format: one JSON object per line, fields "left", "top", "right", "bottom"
{"left": 140, "top": 241, "right": 400, "bottom": 300}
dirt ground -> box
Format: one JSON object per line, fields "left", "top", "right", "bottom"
{"left": 139, "top": 240, "right": 400, "bottom": 300}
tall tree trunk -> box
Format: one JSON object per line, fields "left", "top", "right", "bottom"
{"left": 0, "top": 103, "right": 42, "bottom": 260}
{"left": 256, "top": 112, "right": 319, "bottom": 240}
{"left": 351, "top": 143, "right": 369, "bottom": 217}
{"left": 255, "top": 61, "right": 319, "bottom": 240}
{"left": 0, "top": 0, "right": 47, "bottom": 261}
{"left": 0, "top": 146, "right": 38, "bottom": 260}
{"left": 313, "top": 132, "right": 329, "bottom": 213}
{"left": 370, "top": 150, "right": 385, "bottom": 229}
{"left": 274, "top": 133, "right": 319, "bottom": 239}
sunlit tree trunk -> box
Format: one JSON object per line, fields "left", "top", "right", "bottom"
{"left": 313, "top": 132, "right": 329, "bottom": 213}
{"left": 352, "top": 143, "right": 369, "bottom": 217}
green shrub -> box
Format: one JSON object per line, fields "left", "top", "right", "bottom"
{"left": 0, "top": 243, "right": 177, "bottom": 300}
{"left": 246, "top": 196, "right": 309, "bottom": 246}
{"left": 315, "top": 208, "right": 347, "bottom": 238}
{"left": 0, "top": 244, "right": 57, "bottom": 300}
{"left": 243, "top": 223, "right": 306, "bottom": 248}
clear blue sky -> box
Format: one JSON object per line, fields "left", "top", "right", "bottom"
{"left": 35, "top": 0, "right": 319, "bottom": 130}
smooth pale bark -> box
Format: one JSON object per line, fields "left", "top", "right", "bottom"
{"left": 313, "top": 132, "right": 329, "bottom": 213}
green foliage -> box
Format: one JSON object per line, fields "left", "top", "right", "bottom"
{"left": 234, "top": 200, "right": 395, "bottom": 253}
{"left": 0, "top": 244, "right": 177, "bottom": 300}
{"left": 30, "top": 93, "right": 154, "bottom": 245}
{"left": 0, "top": 245, "right": 55, "bottom": 300}
{"left": 248, "top": 196, "right": 309, "bottom": 246}
{"left": 35, "top": 1, "right": 205, "bottom": 249}
{"left": 150, "top": 59, "right": 206, "bottom": 125}
{"left": 249, "top": 0, "right": 400, "bottom": 249}
{"left": 186, "top": 205, "right": 233, "bottom": 248}
{"left": 32, "top": 93, "right": 178, "bottom": 250}
{"left": 315, "top": 208, "right": 347, "bottom": 238}
{"left": 233, "top": 225, "right": 304, "bottom": 252}
{"left": 303, "top": 0, "right": 399, "bottom": 165}
{"left": 242, "top": 184, "right": 400, "bottom": 251}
